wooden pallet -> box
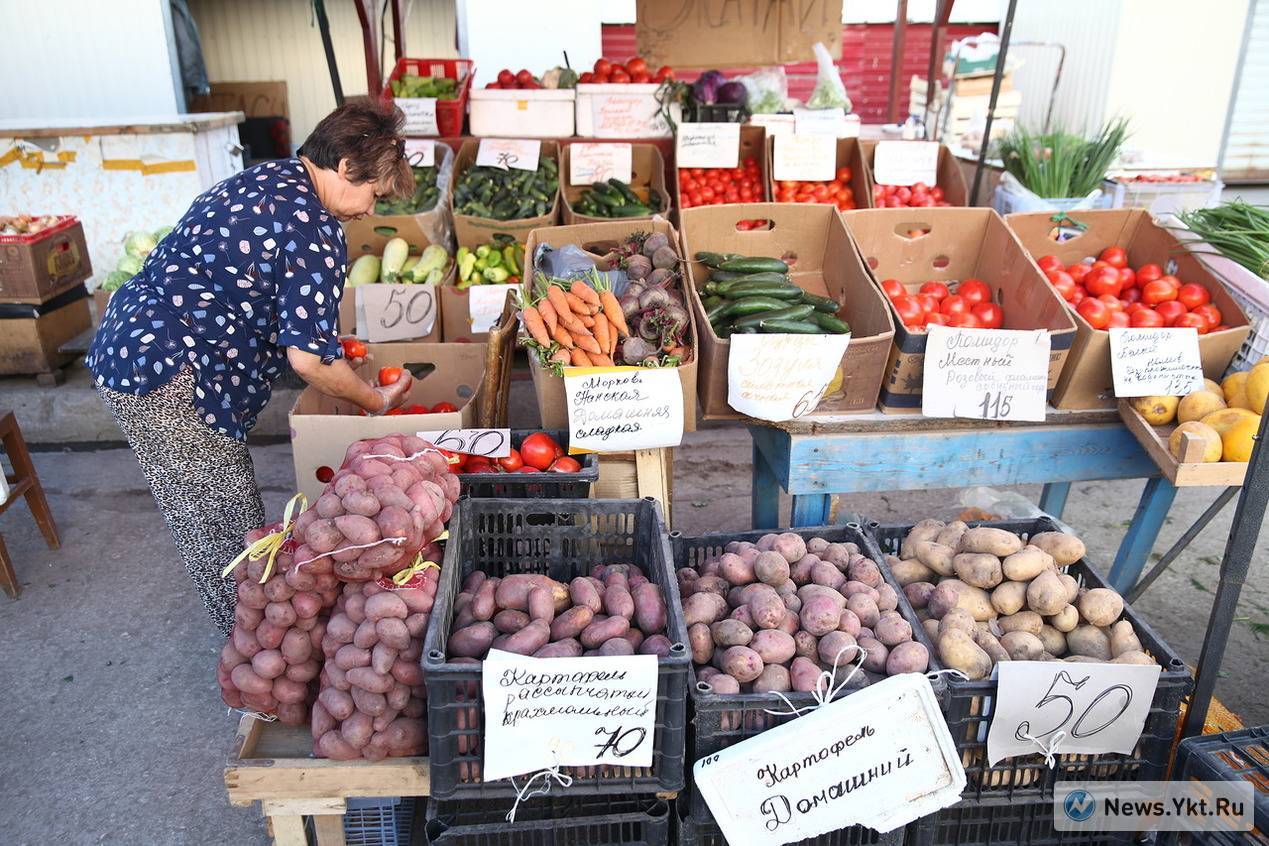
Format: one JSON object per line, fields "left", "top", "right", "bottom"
{"left": 225, "top": 715, "right": 429, "bottom": 846}
{"left": 1118, "top": 400, "right": 1249, "bottom": 487}
{"left": 595, "top": 448, "right": 674, "bottom": 529}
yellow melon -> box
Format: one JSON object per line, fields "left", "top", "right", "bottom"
{"left": 1222, "top": 371, "right": 1249, "bottom": 403}
{"left": 1229, "top": 389, "right": 1254, "bottom": 411}
{"left": 1246, "top": 363, "right": 1269, "bottom": 414}
{"left": 1201, "top": 407, "right": 1257, "bottom": 435}
{"left": 1220, "top": 414, "right": 1261, "bottom": 462}
{"left": 1168, "top": 421, "right": 1223, "bottom": 463}
{"left": 1178, "top": 390, "right": 1226, "bottom": 423}
{"left": 1131, "top": 395, "right": 1179, "bottom": 425}
{"left": 1204, "top": 378, "right": 1223, "bottom": 395}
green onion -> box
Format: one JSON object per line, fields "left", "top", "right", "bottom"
{"left": 1177, "top": 201, "right": 1269, "bottom": 280}
{"left": 997, "top": 118, "right": 1130, "bottom": 199}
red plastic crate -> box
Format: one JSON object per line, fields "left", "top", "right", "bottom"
{"left": 0, "top": 215, "right": 78, "bottom": 245}
{"left": 383, "top": 58, "right": 473, "bottom": 137}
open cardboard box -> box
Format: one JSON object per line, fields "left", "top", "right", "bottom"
{"left": 680, "top": 203, "right": 896, "bottom": 418}
{"left": 672, "top": 124, "right": 769, "bottom": 219}
{"left": 522, "top": 218, "right": 698, "bottom": 432}
{"left": 451, "top": 139, "right": 560, "bottom": 248}
{"left": 859, "top": 140, "right": 969, "bottom": 208}
{"left": 764, "top": 136, "right": 870, "bottom": 212}
{"left": 340, "top": 216, "right": 450, "bottom": 342}
{"left": 843, "top": 207, "right": 1077, "bottom": 413}
{"left": 1006, "top": 209, "right": 1251, "bottom": 409}
{"left": 561, "top": 143, "right": 672, "bottom": 225}
{"left": 289, "top": 342, "right": 484, "bottom": 502}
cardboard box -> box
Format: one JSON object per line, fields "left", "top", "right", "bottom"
{"left": 0, "top": 217, "right": 92, "bottom": 302}
{"left": 574, "top": 83, "right": 681, "bottom": 138}
{"left": 469, "top": 88, "right": 575, "bottom": 138}
{"left": 860, "top": 140, "right": 969, "bottom": 208}
{"left": 451, "top": 139, "right": 560, "bottom": 249}
{"left": 522, "top": 219, "right": 699, "bottom": 432}
{"left": 0, "top": 284, "right": 92, "bottom": 375}
{"left": 561, "top": 143, "right": 672, "bottom": 224}
{"left": 289, "top": 342, "right": 484, "bottom": 502}
{"left": 339, "top": 216, "right": 449, "bottom": 343}
{"left": 680, "top": 203, "right": 896, "bottom": 418}
{"left": 634, "top": 0, "right": 842, "bottom": 68}
{"left": 843, "top": 207, "right": 1077, "bottom": 413}
{"left": 672, "top": 124, "right": 769, "bottom": 215}
{"left": 764, "top": 136, "right": 870, "bottom": 211}
{"left": 373, "top": 140, "right": 456, "bottom": 248}
{"left": 1006, "top": 209, "right": 1251, "bottom": 409}
{"left": 189, "top": 81, "right": 289, "bottom": 118}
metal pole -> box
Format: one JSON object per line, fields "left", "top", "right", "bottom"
{"left": 888, "top": 0, "right": 909, "bottom": 125}
{"left": 1179, "top": 410, "right": 1269, "bottom": 741}
{"left": 313, "top": 0, "right": 344, "bottom": 106}
{"left": 354, "top": 0, "right": 383, "bottom": 97}
{"left": 391, "top": 0, "right": 405, "bottom": 60}
{"left": 969, "top": 0, "right": 1016, "bottom": 206}
{"left": 923, "top": 0, "right": 953, "bottom": 127}
{"left": 1125, "top": 486, "right": 1238, "bottom": 603}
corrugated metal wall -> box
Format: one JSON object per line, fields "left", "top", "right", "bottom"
{"left": 1223, "top": 0, "right": 1269, "bottom": 180}
{"left": 190, "top": 0, "right": 457, "bottom": 146}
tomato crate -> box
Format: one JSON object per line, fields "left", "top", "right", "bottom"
{"left": 906, "top": 793, "right": 1134, "bottom": 846}
{"left": 383, "top": 58, "right": 473, "bottom": 137}
{"left": 425, "top": 795, "right": 670, "bottom": 846}
{"left": 455, "top": 429, "right": 598, "bottom": 499}
{"left": 861, "top": 516, "right": 1191, "bottom": 800}
{"left": 1172, "top": 727, "right": 1269, "bottom": 846}
{"left": 421, "top": 497, "right": 690, "bottom": 799}
{"left": 670, "top": 522, "right": 945, "bottom": 823}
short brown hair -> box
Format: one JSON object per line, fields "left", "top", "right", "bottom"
{"left": 299, "top": 101, "right": 412, "bottom": 199}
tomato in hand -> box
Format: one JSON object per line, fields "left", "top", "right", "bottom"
{"left": 1155, "top": 300, "right": 1188, "bottom": 325}
{"left": 549, "top": 456, "right": 583, "bottom": 473}
{"left": 1174, "top": 313, "right": 1209, "bottom": 334}
{"left": 919, "top": 281, "right": 950, "bottom": 300}
{"left": 881, "top": 278, "right": 905, "bottom": 299}
{"left": 519, "top": 432, "right": 561, "bottom": 471}
{"left": 1099, "top": 246, "right": 1128, "bottom": 269}
{"left": 377, "top": 366, "right": 405, "bottom": 386}
{"left": 971, "top": 302, "right": 1004, "bottom": 329}
{"left": 958, "top": 278, "right": 991, "bottom": 306}
{"left": 1177, "top": 283, "right": 1211, "bottom": 309}
{"left": 1130, "top": 307, "right": 1164, "bottom": 328}
{"left": 341, "top": 337, "right": 368, "bottom": 359}
{"left": 1191, "top": 303, "right": 1222, "bottom": 331}
{"left": 430, "top": 401, "right": 458, "bottom": 414}
{"left": 498, "top": 447, "right": 524, "bottom": 472}
{"left": 1077, "top": 297, "right": 1111, "bottom": 330}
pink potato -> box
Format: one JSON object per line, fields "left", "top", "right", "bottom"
{"left": 471, "top": 578, "right": 498, "bottom": 621}
{"left": 533, "top": 639, "right": 583, "bottom": 658}
{"left": 777, "top": 609, "right": 800, "bottom": 635}
{"left": 689, "top": 623, "right": 714, "bottom": 665}
{"left": 391, "top": 658, "right": 424, "bottom": 687}
{"left": 291, "top": 591, "right": 323, "bottom": 619}
{"left": 365, "top": 591, "right": 409, "bottom": 621}
{"left": 773, "top": 533, "right": 808, "bottom": 564}
{"left": 262, "top": 577, "right": 295, "bottom": 603}
{"left": 790, "top": 556, "right": 818, "bottom": 586}
{"left": 311, "top": 702, "right": 335, "bottom": 738}
{"left": 873, "top": 611, "right": 913, "bottom": 647}
{"left": 493, "top": 609, "right": 531, "bottom": 634}
{"left": 286, "top": 659, "right": 320, "bottom": 683}
{"left": 903, "top": 582, "right": 936, "bottom": 610}
{"left": 340, "top": 711, "right": 375, "bottom": 749}
{"left": 837, "top": 608, "right": 862, "bottom": 637}
{"left": 639, "top": 634, "right": 673, "bottom": 657}
{"left": 229, "top": 665, "right": 271, "bottom": 696}
{"left": 750, "top": 629, "right": 796, "bottom": 664}
{"left": 753, "top": 664, "right": 792, "bottom": 693}
{"left": 251, "top": 649, "right": 286, "bottom": 680}
{"left": 315, "top": 730, "right": 361, "bottom": 761}
{"left": 846, "top": 594, "right": 880, "bottom": 629}
{"left": 794, "top": 630, "right": 818, "bottom": 659}
{"left": 885, "top": 641, "right": 930, "bottom": 675}
{"left": 371, "top": 643, "right": 397, "bottom": 675}
{"left": 354, "top": 619, "right": 378, "bottom": 649}
{"left": 265, "top": 601, "right": 297, "bottom": 628}
{"left": 449, "top": 622, "right": 497, "bottom": 658}
{"left": 528, "top": 587, "right": 557, "bottom": 623}
{"left": 335, "top": 644, "right": 371, "bottom": 671}
{"left": 818, "top": 631, "right": 858, "bottom": 666}
{"left": 857, "top": 636, "right": 889, "bottom": 673}
{"left": 237, "top": 580, "right": 269, "bottom": 611}
{"left": 404, "top": 612, "right": 430, "bottom": 638}
{"left": 602, "top": 584, "right": 635, "bottom": 620}
{"left": 684, "top": 592, "right": 728, "bottom": 627}
{"left": 550, "top": 606, "right": 594, "bottom": 641}
{"left": 705, "top": 673, "right": 740, "bottom": 694}
{"left": 749, "top": 592, "right": 787, "bottom": 630}
{"left": 721, "top": 646, "right": 764, "bottom": 683}
{"left": 347, "top": 667, "right": 394, "bottom": 694}
{"left": 632, "top": 583, "right": 667, "bottom": 634}
{"left": 255, "top": 620, "right": 287, "bottom": 651}
{"left": 800, "top": 595, "right": 843, "bottom": 637}
{"left": 340, "top": 490, "right": 380, "bottom": 518}
{"left": 580, "top": 616, "right": 630, "bottom": 649}
{"left": 753, "top": 551, "right": 791, "bottom": 586}
{"left": 810, "top": 562, "right": 846, "bottom": 591}
{"left": 234, "top": 604, "right": 263, "bottom": 631}
{"left": 597, "top": 638, "right": 635, "bottom": 656}
{"left": 719, "top": 552, "right": 756, "bottom": 586}
{"left": 284, "top": 566, "right": 317, "bottom": 592}
{"left": 271, "top": 676, "right": 308, "bottom": 705}
{"left": 570, "top": 577, "right": 603, "bottom": 613}
{"left": 375, "top": 618, "right": 411, "bottom": 650}
{"left": 503, "top": 620, "right": 551, "bottom": 655}
{"left": 790, "top": 657, "right": 823, "bottom": 692}
{"left": 847, "top": 556, "right": 883, "bottom": 588}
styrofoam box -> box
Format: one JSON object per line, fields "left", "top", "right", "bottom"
{"left": 575, "top": 83, "right": 682, "bottom": 138}
{"left": 467, "top": 88, "right": 575, "bottom": 138}
{"left": 1106, "top": 176, "right": 1223, "bottom": 218}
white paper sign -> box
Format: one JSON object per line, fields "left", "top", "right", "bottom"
{"left": 476, "top": 138, "right": 540, "bottom": 171}
{"left": 676, "top": 123, "right": 741, "bottom": 169}
{"left": 986, "top": 661, "right": 1161, "bottom": 766}
{"left": 397, "top": 98, "right": 439, "bottom": 136}
{"left": 468, "top": 283, "right": 517, "bottom": 334}
{"left": 481, "top": 649, "right": 659, "bottom": 782}
{"left": 355, "top": 285, "right": 437, "bottom": 342}
{"left": 1109, "top": 327, "right": 1205, "bottom": 397}
{"left": 922, "top": 326, "right": 1050, "bottom": 422}
{"left": 749, "top": 113, "right": 796, "bottom": 137}
{"left": 563, "top": 367, "right": 685, "bottom": 452}
{"left": 414, "top": 428, "right": 511, "bottom": 458}
{"left": 728, "top": 333, "right": 852, "bottom": 422}
{"left": 589, "top": 92, "right": 671, "bottom": 138}
{"left": 793, "top": 108, "right": 858, "bottom": 138}
{"left": 570, "top": 143, "right": 634, "bottom": 185}
{"left": 403, "top": 139, "right": 435, "bottom": 168}
{"left": 872, "top": 141, "right": 940, "bottom": 186}
{"left": 773, "top": 134, "right": 837, "bottom": 182}
{"left": 694, "top": 673, "right": 966, "bottom": 844}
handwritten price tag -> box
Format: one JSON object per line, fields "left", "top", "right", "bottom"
{"left": 355, "top": 285, "right": 437, "bottom": 342}
{"left": 986, "top": 662, "right": 1161, "bottom": 766}
{"left": 481, "top": 649, "right": 658, "bottom": 782}
{"left": 749, "top": 113, "right": 796, "bottom": 137}
{"left": 773, "top": 134, "right": 837, "bottom": 182}
{"left": 564, "top": 366, "right": 684, "bottom": 452}
{"left": 922, "top": 326, "right": 1050, "bottom": 422}
{"left": 396, "top": 98, "right": 439, "bottom": 136}
{"left": 476, "top": 138, "right": 540, "bottom": 171}
{"left": 403, "top": 139, "right": 436, "bottom": 168}
{"left": 873, "top": 140, "right": 940, "bottom": 186}
{"left": 793, "top": 107, "right": 858, "bottom": 138}
{"left": 414, "top": 428, "right": 510, "bottom": 458}
{"left": 676, "top": 122, "right": 741, "bottom": 169}
{"left": 1109, "top": 327, "right": 1205, "bottom": 397}
{"left": 468, "top": 283, "right": 517, "bottom": 334}
{"left": 588, "top": 91, "right": 671, "bottom": 138}
{"left": 570, "top": 143, "right": 634, "bottom": 185}
{"left": 728, "top": 333, "right": 851, "bottom": 422}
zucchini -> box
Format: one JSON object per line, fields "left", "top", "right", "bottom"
{"left": 722, "top": 281, "right": 804, "bottom": 300}
{"left": 347, "top": 254, "right": 381, "bottom": 287}
{"left": 800, "top": 293, "right": 841, "bottom": 313}
{"left": 759, "top": 319, "right": 822, "bottom": 334}
{"left": 379, "top": 236, "right": 410, "bottom": 283}
{"left": 719, "top": 256, "right": 789, "bottom": 274}
{"left": 811, "top": 312, "right": 851, "bottom": 334}
{"left": 730, "top": 304, "right": 816, "bottom": 329}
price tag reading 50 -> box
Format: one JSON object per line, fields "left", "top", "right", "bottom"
{"left": 356, "top": 284, "right": 437, "bottom": 342}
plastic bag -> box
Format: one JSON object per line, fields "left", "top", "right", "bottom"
{"left": 806, "top": 42, "right": 851, "bottom": 112}
{"left": 737, "top": 66, "right": 795, "bottom": 114}
{"left": 991, "top": 172, "right": 1105, "bottom": 215}
{"left": 530, "top": 243, "right": 628, "bottom": 292}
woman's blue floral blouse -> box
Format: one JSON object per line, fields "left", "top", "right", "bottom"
{"left": 87, "top": 158, "right": 347, "bottom": 440}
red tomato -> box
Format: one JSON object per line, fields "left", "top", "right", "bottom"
{"left": 958, "top": 278, "right": 991, "bottom": 306}
{"left": 1046, "top": 270, "right": 1076, "bottom": 301}
{"left": 630, "top": 70, "right": 651, "bottom": 83}
{"left": 1155, "top": 300, "right": 1188, "bottom": 326}
{"left": 1098, "top": 294, "right": 1124, "bottom": 313}
{"left": 1130, "top": 307, "right": 1165, "bottom": 328}
{"left": 1141, "top": 280, "right": 1178, "bottom": 305}
{"left": 1118, "top": 267, "right": 1136, "bottom": 289}
{"left": 1070, "top": 288, "right": 1087, "bottom": 305}
{"left": 1191, "top": 303, "right": 1222, "bottom": 331}
{"left": 654, "top": 66, "right": 675, "bottom": 81}
{"left": 919, "top": 281, "right": 950, "bottom": 300}
{"left": 340, "top": 337, "right": 368, "bottom": 359}
{"left": 1107, "top": 311, "right": 1131, "bottom": 328}
{"left": 377, "top": 366, "right": 404, "bottom": 386}
{"left": 939, "top": 295, "right": 970, "bottom": 316}
{"left": 1177, "top": 283, "right": 1211, "bottom": 309}
{"left": 892, "top": 294, "right": 923, "bottom": 328}
{"left": 915, "top": 293, "right": 940, "bottom": 316}
{"left": 498, "top": 448, "right": 524, "bottom": 472}
{"left": 1158, "top": 274, "right": 1182, "bottom": 291}
{"left": 947, "top": 312, "right": 982, "bottom": 328}
{"left": 430, "top": 401, "right": 458, "bottom": 414}
{"left": 1085, "top": 267, "right": 1124, "bottom": 298}
{"left": 837, "top": 166, "right": 853, "bottom": 182}
{"left": 1174, "top": 313, "right": 1209, "bottom": 334}
{"left": 1077, "top": 298, "right": 1111, "bottom": 330}
{"left": 401, "top": 404, "right": 429, "bottom": 414}
{"left": 515, "top": 466, "right": 539, "bottom": 473}
{"left": 315, "top": 465, "right": 334, "bottom": 483}
{"left": 594, "top": 58, "right": 612, "bottom": 75}
{"left": 465, "top": 457, "right": 494, "bottom": 473}
{"left": 438, "top": 449, "right": 467, "bottom": 470}
{"left": 1121, "top": 286, "right": 1141, "bottom": 305}
{"left": 1099, "top": 246, "right": 1128, "bottom": 269}
{"left": 626, "top": 57, "right": 648, "bottom": 75}
{"left": 924, "top": 313, "right": 949, "bottom": 327}
{"left": 1136, "top": 263, "right": 1163, "bottom": 284}
{"left": 971, "top": 302, "right": 1004, "bottom": 329}
{"left": 881, "top": 278, "right": 905, "bottom": 299}
{"left": 497, "top": 69, "right": 515, "bottom": 85}
{"left": 515, "top": 69, "right": 534, "bottom": 86}
{"left": 550, "top": 456, "right": 583, "bottom": 473}
{"left": 610, "top": 68, "right": 631, "bottom": 83}
{"left": 519, "top": 432, "right": 560, "bottom": 471}
{"left": 578, "top": 71, "right": 595, "bottom": 84}
{"left": 1068, "top": 263, "right": 1091, "bottom": 283}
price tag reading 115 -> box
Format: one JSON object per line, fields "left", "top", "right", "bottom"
{"left": 922, "top": 326, "right": 1051, "bottom": 422}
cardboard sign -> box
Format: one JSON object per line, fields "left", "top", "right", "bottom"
{"left": 414, "top": 428, "right": 511, "bottom": 458}
{"left": 468, "top": 283, "right": 517, "bottom": 334}
{"left": 589, "top": 91, "right": 671, "bottom": 138}
{"left": 1109, "top": 327, "right": 1205, "bottom": 397}
{"left": 728, "top": 333, "right": 852, "bottom": 422}
{"left": 481, "top": 649, "right": 659, "bottom": 782}
{"left": 694, "top": 673, "right": 966, "bottom": 843}
{"left": 793, "top": 108, "right": 857, "bottom": 138}
{"left": 922, "top": 326, "right": 1050, "bottom": 422}
{"left": 677, "top": 123, "right": 741, "bottom": 169}
{"left": 570, "top": 143, "right": 634, "bottom": 186}
{"left": 355, "top": 285, "right": 438, "bottom": 342}
{"left": 476, "top": 138, "right": 540, "bottom": 171}
{"left": 403, "top": 139, "right": 436, "bottom": 168}
{"left": 773, "top": 134, "right": 837, "bottom": 182}
{"left": 634, "top": 0, "right": 842, "bottom": 69}
{"left": 397, "top": 98, "right": 438, "bottom": 136}
{"left": 749, "top": 113, "right": 797, "bottom": 137}
{"left": 872, "top": 141, "right": 940, "bottom": 186}
{"left": 563, "top": 367, "right": 685, "bottom": 452}
{"left": 986, "top": 662, "right": 1161, "bottom": 766}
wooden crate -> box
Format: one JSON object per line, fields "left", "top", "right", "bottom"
{"left": 595, "top": 448, "right": 673, "bottom": 529}
{"left": 1118, "top": 400, "right": 1249, "bottom": 487}
{"left": 225, "top": 715, "right": 429, "bottom": 846}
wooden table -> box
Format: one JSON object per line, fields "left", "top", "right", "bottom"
{"left": 747, "top": 408, "right": 1177, "bottom": 591}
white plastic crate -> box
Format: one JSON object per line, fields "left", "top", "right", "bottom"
{"left": 1107, "top": 175, "right": 1223, "bottom": 217}
{"left": 467, "top": 88, "right": 575, "bottom": 138}
{"left": 574, "top": 83, "right": 681, "bottom": 138}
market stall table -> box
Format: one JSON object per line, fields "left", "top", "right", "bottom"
{"left": 747, "top": 407, "right": 1177, "bottom": 591}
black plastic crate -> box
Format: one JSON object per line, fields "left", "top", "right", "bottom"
{"left": 1172, "top": 726, "right": 1269, "bottom": 846}
{"left": 425, "top": 794, "right": 670, "bottom": 846}
{"left": 671, "top": 523, "right": 946, "bottom": 822}
{"left": 863, "top": 516, "right": 1192, "bottom": 800}
{"left": 457, "top": 429, "right": 598, "bottom": 499}
{"left": 688, "top": 104, "right": 748, "bottom": 124}
{"left": 906, "top": 794, "right": 1132, "bottom": 846}
{"left": 422, "top": 497, "right": 690, "bottom": 799}
{"left": 676, "top": 796, "right": 905, "bottom": 846}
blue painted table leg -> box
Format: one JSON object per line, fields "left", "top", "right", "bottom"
{"left": 751, "top": 440, "right": 781, "bottom": 530}
{"left": 1107, "top": 477, "right": 1178, "bottom": 593}
{"left": 1039, "top": 482, "right": 1072, "bottom": 519}
{"left": 790, "top": 494, "right": 833, "bottom": 528}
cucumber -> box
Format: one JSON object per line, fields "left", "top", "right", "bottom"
{"left": 800, "top": 293, "right": 841, "bottom": 313}
{"left": 702, "top": 295, "right": 723, "bottom": 310}
{"left": 719, "top": 296, "right": 793, "bottom": 317}
{"left": 811, "top": 312, "right": 851, "bottom": 334}
{"left": 731, "top": 304, "right": 816, "bottom": 330}
{"left": 694, "top": 251, "right": 740, "bottom": 268}
{"left": 610, "top": 203, "right": 653, "bottom": 217}
{"left": 705, "top": 282, "right": 724, "bottom": 296}
{"left": 711, "top": 272, "right": 790, "bottom": 293}
{"left": 759, "top": 319, "right": 822, "bottom": 334}
{"left": 722, "top": 281, "right": 804, "bottom": 300}
{"left": 708, "top": 270, "right": 748, "bottom": 283}
{"left": 706, "top": 299, "right": 734, "bottom": 323}
{"left": 718, "top": 256, "right": 789, "bottom": 274}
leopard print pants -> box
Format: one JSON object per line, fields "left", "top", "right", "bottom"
{"left": 97, "top": 368, "right": 263, "bottom": 636}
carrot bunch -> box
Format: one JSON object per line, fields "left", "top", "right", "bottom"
{"left": 520, "top": 269, "right": 630, "bottom": 372}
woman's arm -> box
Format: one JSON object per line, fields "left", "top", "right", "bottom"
{"left": 286, "top": 348, "right": 411, "bottom": 413}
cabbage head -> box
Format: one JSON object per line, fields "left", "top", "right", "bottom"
{"left": 117, "top": 254, "right": 144, "bottom": 275}
{"left": 153, "top": 224, "right": 173, "bottom": 241}
{"left": 124, "top": 230, "right": 158, "bottom": 258}
{"left": 101, "top": 270, "right": 132, "bottom": 291}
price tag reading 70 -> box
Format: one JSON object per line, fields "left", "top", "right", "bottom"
{"left": 414, "top": 429, "right": 511, "bottom": 459}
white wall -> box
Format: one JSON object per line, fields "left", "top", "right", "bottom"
{"left": 0, "top": 0, "right": 181, "bottom": 119}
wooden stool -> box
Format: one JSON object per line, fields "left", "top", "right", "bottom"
{"left": 0, "top": 410, "right": 61, "bottom": 597}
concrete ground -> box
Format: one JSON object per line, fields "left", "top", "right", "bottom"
{"left": 1, "top": 375, "right": 1267, "bottom": 846}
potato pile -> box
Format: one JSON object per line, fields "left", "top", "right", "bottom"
{"left": 446, "top": 565, "right": 672, "bottom": 659}
{"left": 889, "top": 521, "right": 1155, "bottom": 680}
{"left": 292, "top": 434, "right": 461, "bottom": 582}
{"left": 311, "top": 569, "right": 437, "bottom": 760}
{"left": 678, "top": 533, "right": 929, "bottom": 696}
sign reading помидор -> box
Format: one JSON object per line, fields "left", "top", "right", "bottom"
{"left": 1054, "top": 781, "right": 1254, "bottom": 835}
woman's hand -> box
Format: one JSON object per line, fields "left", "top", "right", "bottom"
{"left": 371, "top": 372, "right": 413, "bottom": 414}
{"left": 287, "top": 347, "right": 386, "bottom": 414}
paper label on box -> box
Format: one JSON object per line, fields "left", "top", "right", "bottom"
{"left": 986, "top": 662, "right": 1161, "bottom": 766}
{"left": 1109, "top": 327, "right": 1205, "bottom": 397}
{"left": 355, "top": 285, "right": 437, "bottom": 342}
{"left": 872, "top": 140, "right": 939, "bottom": 186}
{"left": 728, "top": 333, "right": 852, "bottom": 421}
{"left": 397, "top": 98, "right": 439, "bottom": 136}
{"left": 793, "top": 107, "right": 856, "bottom": 138}
{"left": 773, "top": 134, "right": 837, "bottom": 182}
{"left": 694, "top": 673, "right": 966, "bottom": 844}
{"left": 413, "top": 428, "right": 511, "bottom": 458}
{"left": 569, "top": 143, "right": 633, "bottom": 185}
{"left": 481, "top": 649, "right": 658, "bottom": 782}
{"left": 403, "top": 139, "right": 435, "bottom": 168}
{"left": 922, "top": 326, "right": 1050, "bottom": 422}
{"left": 563, "top": 367, "right": 684, "bottom": 452}
{"left": 749, "top": 113, "right": 796, "bottom": 137}
{"left": 676, "top": 123, "right": 741, "bottom": 169}
{"left": 589, "top": 92, "right": 670, "bottom": 138}
{"left": 476, "top": 138, "right": 540, "bottom": 171}
{"left": 468, "top": 284, "right": 517, "bottom": 334}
